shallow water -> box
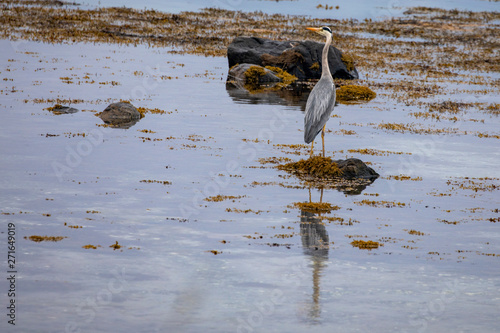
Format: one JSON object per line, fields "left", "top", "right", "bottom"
{"left": 79, "top": 0, "right": 500, "bottom": 20}
{"left": 1, "top": 14, "right": 500, "bottom": 333}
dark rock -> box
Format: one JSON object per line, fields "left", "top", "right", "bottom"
{"left": 227, "top": 36, "right": 358, "bottom": 81}
{"left": 277, "top": 156, "right": 378, "bottom": 195}
{"left": 335, "top": 158, "right": 379, "bottom": 180}
{"left": 99, "top": 102, "right": 141, "bottom": 129}
{"left": 228, "top": 63, "right": 281, "bottom": 84}
{"left": 50, "top": 105, "right": 78, "bottom": 115}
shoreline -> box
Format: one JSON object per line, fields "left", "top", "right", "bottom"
{"left": 3, "top": 0, "right": 498, "bottom": 119}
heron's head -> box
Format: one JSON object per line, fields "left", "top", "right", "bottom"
{"left": 306, "top": 26, "right": 332, "bottom": 38}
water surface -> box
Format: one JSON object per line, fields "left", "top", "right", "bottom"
{"left": 0, "top": 5, "right": 499, "bottom": 332}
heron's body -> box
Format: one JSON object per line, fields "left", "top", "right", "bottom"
{"left": 304, "top": 27, "right": 336, "bottom": 157}
{"left": 303, "top": 76, "right": 335, "bottom": 144}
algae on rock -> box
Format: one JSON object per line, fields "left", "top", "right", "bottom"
{"left": 336, "top": 85, "right": 376, "bottom": 102}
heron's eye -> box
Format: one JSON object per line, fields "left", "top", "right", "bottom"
{"left": 322, "top": 27, "right": 332, "bottom": 34}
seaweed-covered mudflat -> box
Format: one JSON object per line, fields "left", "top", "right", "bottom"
{"left": 0, "top": 0, "right": 499, "bottom": 332}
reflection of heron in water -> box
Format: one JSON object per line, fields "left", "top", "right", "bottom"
{"left": 304, "top": 27, "right": 336, "bottom": 158}
{"left": 300, "top": 187, "right": 330, "bottom": 321}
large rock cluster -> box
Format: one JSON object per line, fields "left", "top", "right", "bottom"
{"left": 227, "top": 36, "right": 358, "bottom": 81}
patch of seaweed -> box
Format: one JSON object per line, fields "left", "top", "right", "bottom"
{"left": 428, "top": 101, "right": 475, "bottom": 114}
{"left": 350, "top": 239, "right": 382, "bottom": 249}
{"left": 204, "top": 194, "right": 245, "bottom": 202}
{"left": 45, "top": 103, "right": 63, "bottom": 111}
{"left": 264, "top": 66, "right": 298, "bottom": 87}
{"left": 340, "top": 53, "right": 355, "bottom": 72}
{"left": 25, "top": 235, "right": 67, "bottom": 242}
{"left": 109, "top": 241, "right": 122, "bottom": 250}
{"left": 292, "top": 201, "right": 340, "bottom": 214}
{"left": 485, "top": 103, "right": 499, "bottom": 115}
{"left": 277, "top": 156, "right": 342, "bottom": 179}
{"left": 242, "top": 65, "right": 297, "bottom": 92}
{"left": 244, "top": 65, "right": 267, "bottom": 86}
{"left": 336, "top": 85, "right": 376, "bottom": 102}
{"left": 310, "top": 62, "right": 320, "bottom": 71}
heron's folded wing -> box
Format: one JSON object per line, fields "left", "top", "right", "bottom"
{"left": 304, "top": 79, "right": 336, "bottom": 144}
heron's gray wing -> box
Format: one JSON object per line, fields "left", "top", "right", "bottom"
{"left": 304, "top": 78, "right": 336, "bottom": 144}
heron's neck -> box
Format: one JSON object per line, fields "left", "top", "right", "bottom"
{"left": 322, "top": 34, "right": 332, "bottom": 79}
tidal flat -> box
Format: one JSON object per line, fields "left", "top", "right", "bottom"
{"left": 0, "top": 0, "right": 499, "bottom": 332}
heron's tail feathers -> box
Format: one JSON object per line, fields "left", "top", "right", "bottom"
{"left": 304, "top": 126, "right": 321, "bottom": 144}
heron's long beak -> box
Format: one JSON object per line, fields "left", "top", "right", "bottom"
{"left": 306, "top": 27, "right": 321, "bottom": 32}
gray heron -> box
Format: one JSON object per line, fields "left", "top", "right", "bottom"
{"left": 304, "top": 26, "right": 336, "bottom": 158}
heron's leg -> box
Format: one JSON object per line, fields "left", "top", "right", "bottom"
{"left": 310, "top": 141, "right": 314, "bottom": 158}
{"left": 321, "top": 125, "right": 326, "bottom": 157}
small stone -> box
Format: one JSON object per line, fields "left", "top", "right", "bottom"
{"left": 334, "top": 158, "right": 379, "bottom": 180}
{"left": 48, "top": 104, "right": 79, "bottom": 115}
{"left": 98, "top": 102, "right": 141, "bottom": 128}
